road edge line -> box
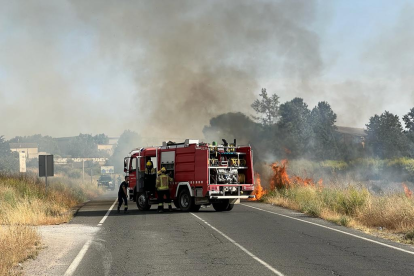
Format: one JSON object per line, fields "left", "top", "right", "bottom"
{"left": 191, "top": 213, "right": 285, "bottom": 276}
{"left": 241, "top": 203, "right": 414, "bottom": 256}
{"left": 63, "top": 239, "right": 92, "bottom": 276}
{"left": 98, "top": 198, "right": 118, "bottom": 226}
{"left": 63, "top": 197, "right": 118, "bottom": 276}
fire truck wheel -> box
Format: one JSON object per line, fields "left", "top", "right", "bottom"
{"left": 225, "top": 204, "right": 234, "bottom": 211}
{"left": 212, "top": 200, "right": 230, "bottom": 212}
{"left": 178, "top": 189, "right": 194, "bottom": 212}
{"left": 136, "top": 193, "right": 151, "bottom": 211}
{"left": 173, "top": 199, "right": 180, "bottom": 209}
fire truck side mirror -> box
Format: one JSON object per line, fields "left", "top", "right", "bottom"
{"left": 124, "top": 157, "right": 130, "bottom": 173}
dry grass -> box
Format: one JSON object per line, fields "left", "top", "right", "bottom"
{"left": 264, "top": 184, "right": 414, "bottom": 243}
{"left": 0, "top": 173, "right": 103, "bottom": 275}
{"left": 0, "top": 226, "right": 40, "bottom": 276}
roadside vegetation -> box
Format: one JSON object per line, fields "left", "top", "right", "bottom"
{"left": 0, "top": 173, "right": 102, "bottom": 275}
{"left": 255, "top": 160, "right": 414, "bottom": 244}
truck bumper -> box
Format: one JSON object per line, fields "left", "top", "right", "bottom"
{"left": 209, "top": 195, "right": 255, "bottom": 199}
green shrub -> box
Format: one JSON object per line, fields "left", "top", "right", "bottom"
{"left": 405, "top": 229, "right": 414, "bottom": 241}
{"left": 337, "top": 186, "right": 369, "bottom": 215}
{"left": 320, "top": 160, "right": 348, "bottom": 172}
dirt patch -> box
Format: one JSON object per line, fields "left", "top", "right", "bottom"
{"left": 23, "top": 224, "right": 99, "bottom": 275}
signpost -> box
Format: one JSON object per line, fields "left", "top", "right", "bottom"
{"left": 19, "top": 151, "right": 26, "bottom": 173}
{"left": 39, "top": 155, "right": 54, "bottom": 191}
{"left": 101, "top": 166, "right": 114, "bottom": 174}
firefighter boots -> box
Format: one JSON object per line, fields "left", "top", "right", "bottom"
{"left": 158, "top": 206, "right": 163, "bottom": 213}
{"left": 169, "top": 205, "right": 172, "bottom": 212}
{"left": 117, "top": 206, "right": 120, "bottom": 214}
{"left": 124, "top": 207, "right": 128, "bottom": 214}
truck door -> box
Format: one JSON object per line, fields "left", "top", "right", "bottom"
{"left": 129, "top": 157, "right": 137, "bottom": 190}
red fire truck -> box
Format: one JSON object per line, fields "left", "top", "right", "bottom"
{"left": 124, "top": 139, "right": 255, "bottom": 212}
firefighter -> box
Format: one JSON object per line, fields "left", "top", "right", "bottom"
{"left": 156, "top": 167, "right": 173, "bottom": 213}
{"left": 145, "top": 160, "right": 156, "bottom": 195}
{"left": 117, "top": 176, "right": 129, "bottom": 213}
{"left": 145, "top": 160, "right": 155, "bottom": 174}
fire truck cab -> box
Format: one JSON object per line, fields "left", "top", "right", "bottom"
{"left": 124, "top": 139, "right": 255, "bottom": 212}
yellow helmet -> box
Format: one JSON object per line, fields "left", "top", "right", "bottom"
{"left": 146, "top": 161, "right": 152, "bottom": 167}
{"left": 160, "top": 167, "right": 166, "bottom": 173}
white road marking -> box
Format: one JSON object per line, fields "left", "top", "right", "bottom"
{"left": 64, "top": 198, "right": 118, "bottom": 276}
{"left": 191, "top": 213, "right": 285, "bottom": 276}
{"left": 63, "top": 239, "right": 93, "bottom": 276}
{"left": 241, "top": 203, "right": 414, "bottom": 256}
{"left": 98, "top": 198, "right": 118, "bottom": 226}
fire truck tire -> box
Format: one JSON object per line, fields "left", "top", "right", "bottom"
{"left": 178, "top": 189, "right": 194, "bottom": 212}
{"left": 136, "top": 193, "right": 151, "bottom": 211}
{"left": 212, "top": 200, "right": 230, "bottom": 212}
{"left": 225, "top": 204, "right": 234, "bottom": 211}
{"left": 173, "top": 199, "right": 180, "bottom": 209}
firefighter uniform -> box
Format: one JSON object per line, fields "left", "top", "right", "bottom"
{"left": 145, "top": 161, "right": 156, "bottom": 193}
{"left": 156, "top": 168, "right": 173, "bottom": 212}
{"left": 145, "top": 167, "right": 156, "bottom": 174}
{"left": 118, "top": 176, "right": 129, "bottom": 213}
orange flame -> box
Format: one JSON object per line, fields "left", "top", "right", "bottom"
{"left": 270, "top": 160, "right": 290, "bottom": 189}
{"left": 250, "top": 161, "right": 324, "bottom": 200}
{"left": 250, "top": 173, "right": 266, "bottom": 200}
{"left": 269, "top": 160, "right": 320, "bottom": 190}
{"left": 403, "top": 183, "right": 412, "bottom": 198}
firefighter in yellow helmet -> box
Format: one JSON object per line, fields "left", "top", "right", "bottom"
{"left": 145, "top": 160, "right": 155, "bottom": 174}
{"left": 156, "top": 167, "right": 173, "bottom": 213}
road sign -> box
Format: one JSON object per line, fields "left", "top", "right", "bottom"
{"left": 19, "top": 151, "right": 26, "bottom": 173}
{"left": 101, "top": 166, "right": 114, "bottom": 174}
{"left": 39, "top": 155, "right": 54, "bottom": 177}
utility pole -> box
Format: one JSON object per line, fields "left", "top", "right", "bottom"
{"left": 91, "top": 167, "right": 93, "bottom": 185}
{"left": 82, "top": 160, "right": 85, "bottom": 185}
{"left": 45, "top": 156, "right": 48, "bottom": 192}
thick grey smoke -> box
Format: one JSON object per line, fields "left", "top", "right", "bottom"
{"left": 70, "top": 0, "right": 324, "bottom": 142}
{"left": 0, "top": 0, "right": 323, "bottom": 143}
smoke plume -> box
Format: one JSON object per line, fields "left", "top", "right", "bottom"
{"left": 0, "top": 0, "right": 323, "bottom": 143}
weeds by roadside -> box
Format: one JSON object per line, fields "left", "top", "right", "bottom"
{"left": 0, "top": 226, "right": 40, "bottom": 276}
{"left": 0, "top": 173, "right": 103, "bottom": 275}
{"left": 264, "top": 184, "right": 414, "bottom": 243}
{"left": 257, "top": 160, "right": 414, "bottom": 244}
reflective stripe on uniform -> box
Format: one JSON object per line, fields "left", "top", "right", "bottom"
{"left": 157, "top": 175, "right": 169, "bottom": 190}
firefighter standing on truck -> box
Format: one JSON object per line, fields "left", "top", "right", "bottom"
{"left": 156, "top": 167, "right": 173, "bottom": 213}
{"left": 145, "top": 160, "right": 155, "bottom": 174}
{"left": 118, "top": 176, "right": 129, "bottom": 213}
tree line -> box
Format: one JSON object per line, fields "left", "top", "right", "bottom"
{"left": 204, "top": 88, "right": 414, "bottom": 162}
{"left": 0, "top": 130, "right": 142, "bottom": 174}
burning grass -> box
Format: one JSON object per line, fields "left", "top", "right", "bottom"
{"left": 257, "top": 160, "right": 414, "bottom": 243}
{"left": 0, "top": 173, "right": 102, "bottom": 275}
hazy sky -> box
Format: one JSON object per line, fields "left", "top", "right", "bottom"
{"left": 0, "top": 0, "right": 413, "bottom": 143}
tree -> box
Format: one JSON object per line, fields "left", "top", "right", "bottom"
{"left": 0, "top": 136, "right": 18, "bottom": 173}
{"left": 251, "top": 88, "right": 280, "bottom": 126}
{"left": 310, "top": 101, "right": 339, "bottom": 160}
{"left": 277, "top": 98, "right": 313, "bottom": 158}
{"left": 67, "top": 134, "right": 98, "bottom": 157}
{"left": 203, "top": 112, "right": 262, "bottom": 145}
{"left": 8, "top": 134, "right": 60, "bottom": 155}
{"left": 365, "top": 111, "right": 409, "bottom": 158}
{"left": 403, "top": 107, "right": 414, "bottom": 133}
{"left": 108, "top": 130, "right": 142, "bottom": 173}
{"left": 93, "top": 133, "right": 109, "bottom": 145}
{"left": 403, "top": 107, "right": 414, "bottom": 156}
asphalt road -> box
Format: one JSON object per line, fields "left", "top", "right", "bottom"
{"left": 54, "top": 190, "right": 414, "bottom": 276}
